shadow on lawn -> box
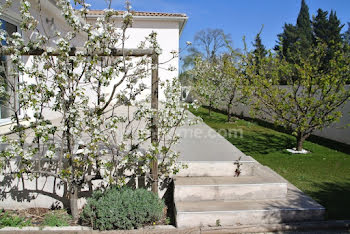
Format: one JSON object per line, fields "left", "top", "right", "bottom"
{"left": 305, "top": 180, "right": 350, "bottom": 220}
{"left": 200, "top": 106, "right": 350, "bottom": 155}
{"left": 226, "top": 131, "right": 294, "bottom": 155}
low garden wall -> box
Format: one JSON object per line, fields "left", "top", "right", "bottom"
{"left": 0, "top": 158, "right": 168, "bottom": 210}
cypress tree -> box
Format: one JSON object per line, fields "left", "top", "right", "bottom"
{"left": 275, "top": 0, "right": 313, "bottom": 60}
{"left": 296, "top": 0, "right": 313, "bottom": 55}
{"left": 312, "top": 9, "right": 344, "bottom": 70}
{"left": 252, "top": 27, "right": 267, "bottom": 65}
{"left": 275, "top": 24, "right": 298, "bottom": 60}
{"left": 312, "top": 9, "right": 329, "bottom": 43}
{"left": 328, "top": 10, "right": 344, "bottom": 46}
{"left": 252, "top": 27, "right": 268, "bottom": 78}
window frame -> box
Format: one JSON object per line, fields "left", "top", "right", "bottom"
{"left": 0, "top": 15, "right": 23, "bottom": 126}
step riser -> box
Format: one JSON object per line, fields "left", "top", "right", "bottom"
{"left": 177, "top": 162, "right": 256, "bottom": 177}
{"left": 176, "top": 209, "right": 325, "bottom": 228}
{"left": 174, "top": 183, "right": 287, "bottom": 202}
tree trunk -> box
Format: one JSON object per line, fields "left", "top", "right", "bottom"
{"left": 296, "top": 133, "right": 307, "bottom": 151}
{"left": 70, "top": 185, "right": 79, "bottom": 221}
{"left": 227, "top": 103, "right": 231, "bottom": 122}
{"left": 208, "top": 103, "right": 212, "bottom": 116}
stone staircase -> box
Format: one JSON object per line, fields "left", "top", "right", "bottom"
{"left": 174, "top": 159, "right": 325, "bottom": 228}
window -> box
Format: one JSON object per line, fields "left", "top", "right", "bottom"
{"left": 0, "top": 19, "right": 18, "bottom": 124}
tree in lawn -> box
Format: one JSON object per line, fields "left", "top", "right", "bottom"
{"left": 219, "top": 55, "right": 249, "bottom": 122}
{"left": 275, "top": 0, "right": 313, "bottom": 62}
{"left": 248, "top": 41, "right": 350, "bottom": 152}
{"left": 218, "top": 39, "right": 251, "bottom": 122}
{"left": 0, "top": 0, "right": 195, "bottom": 220}
{"left": 182, "top": 28, "right": 232, "bottom": 70}
{"left": 191, "top": 57, "right": 225, "bottom": 115}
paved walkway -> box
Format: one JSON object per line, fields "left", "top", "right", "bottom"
{"left": 174, "top": 112, "right": 250, "bottom": 162}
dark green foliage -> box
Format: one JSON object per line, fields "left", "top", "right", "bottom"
{"left": 252, "top": 27, "right": 267, "bottom": 68}
{"left": 312, "top": 9, "right": 344, "bottom": 47}
{"left": 0, "top": 211, "right": 31, "bottom": 228}
{"left": 296, "top": 0, "right": 313, "bottom": 53}
{"left": 275, "top": 23, "right": 298, "bottom": 60}
{"left": 312, "top": 9, "right": 344, "bottom": 71}
{"left": 275, "top": 0, "right": 313, "bottom": 61}
{"left": 42, "top": 210, "right": 71, "bottom": 227}
{"left": 81, "top": 187, "right": 165, "bottom": 230}
{"left": 327, "top": 11, "right": 344, "bottom": 46}
{"left": 312, "top": 9, "right": 329, "bottom": 43}
{"left": 275, "top": 0, "right": 346, "bottom": 82}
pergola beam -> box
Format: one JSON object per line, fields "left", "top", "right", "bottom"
{"left": 0, "top": 47, "right": 154, "bottom": 57}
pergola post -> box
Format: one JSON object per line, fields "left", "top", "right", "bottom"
{"left": 150, "top": 53, "right": 159, "bottom": 195}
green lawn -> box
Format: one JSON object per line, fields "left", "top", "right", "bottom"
{"left": 190, "top": 106, "right": 350, "bottom": 220}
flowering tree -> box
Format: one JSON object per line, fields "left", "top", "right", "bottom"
{"left": 191, "top": 50, "right": 249, "bottom": 121}
{"left": 0, "top": 0, "right": 195, "bottom": 219}
{"left": 219, "top": 50, "right": 251, "bottom": 122}
{"left": 247, "top": 41, "right": 350, "bottom": 152}
{"left": 191, "top": 57, "right": 224, "bottom": 115}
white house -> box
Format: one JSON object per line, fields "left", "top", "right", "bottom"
{"left": 0, "top": 0, "right": 188, "bottom": 209}
{"left": 0, "top": 0, "right": 187, "bottom": 127}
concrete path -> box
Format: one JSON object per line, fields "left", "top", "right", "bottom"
{"left": 174, "top": 112, "right": 249, "bottom": 162}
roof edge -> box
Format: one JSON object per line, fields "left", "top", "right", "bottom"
{"left": 86, "top": 10, "right": 187, "bottom": 18}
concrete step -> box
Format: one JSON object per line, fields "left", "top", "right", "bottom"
{"left": 176, "top": 188, "right": 325, "bottom": 228}
{"left": 174, "top": 176, "right": 287, "bottom": 202}
{"left": 177, "top": 159, "right": 257, "bottom": 177}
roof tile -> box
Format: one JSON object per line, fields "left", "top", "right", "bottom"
{"left": 87, "top": 10, "right": 187, "bottom": 18}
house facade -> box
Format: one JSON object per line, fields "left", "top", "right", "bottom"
{"left": 0, "top": 0, "right": 187, "bottom": 128}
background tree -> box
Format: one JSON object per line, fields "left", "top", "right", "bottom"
{"left": 252, "top": 27, "right": 267, "bottom": 75}
{"left": 296, "top": 0, "right": 313, "bottom": 54}
{"left": 312, "top": 9, "right": 344, "bottom": 71}
{"left": 219, "top": 52, "right": 250, "bottom": 122}
{"left": 190, "top": 57, "right": 225, "bottom": 115}
{"left": 312, "top": 9, "right": 329, "bottom": 43}
{"left": 275, "top": 23, "right": 298, "bottom": 61}
{"left": 275, "top": 0, "right": 313, "bottom": 61}
{"left": 327, "top": 11, "right": 344, "bottom": 46}
{"left": 248, "top": 42, "right": 350, "bottom": 152}
{"left": 182, "top": 28, "right": 231, "bottom": 70}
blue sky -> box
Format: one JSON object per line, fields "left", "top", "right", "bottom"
{"left": 82, "top": 0, "right": 350, "bottom": 51}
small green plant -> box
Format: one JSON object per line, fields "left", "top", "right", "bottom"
{"left": 0, "top": 211, "right": 31, "bottom": 228}
{"left": 216, "top": 219, "right": 221, "bottom": 227}
{"left": 42, "top": 210, "right": 71, "bottom": 227}
{"left": 234, "top": 156, "right": 242, "bottom": 177}
{"left": 81, "top": 187, "right": 165, "bottom": 230}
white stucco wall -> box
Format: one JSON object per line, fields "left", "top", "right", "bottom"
{"left": 85, "top": 17, "right": 181, "bottom": 101}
